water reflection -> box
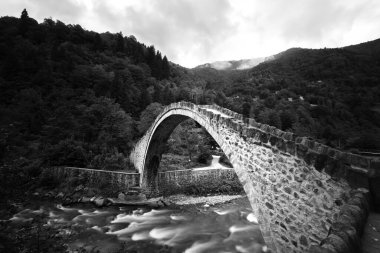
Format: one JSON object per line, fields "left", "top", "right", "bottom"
{"left": 8, "top": 201, "right": 267, "bottom": 252}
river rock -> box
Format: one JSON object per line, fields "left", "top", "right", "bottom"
{"left": 160, "top": 199, "right": 172, "bottom": 206}
{"left": 118, "top": 193, "right": 126, "bottom": 201}
{"left": 74, "top": 185, "right": 84, "bottom": 192}
{"left": 94, "top": 197, "right": 109, "bottom": 207}
{"left": 80, "top": 196, "right": 91, "bottom": 203}
{"left": 46, "top": 191, "right": 55, "bottom": 197}
{"left": 138, "top": 193, "right": 147, "bottom": 201}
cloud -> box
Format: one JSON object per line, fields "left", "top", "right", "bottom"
{"left": 1, "top": 0, "right": 380, "bottom": 67}
{"left": 100, "top": 0, "right": 237, "bottom": 67}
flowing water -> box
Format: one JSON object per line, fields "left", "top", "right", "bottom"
{"left": 6, "top": 198, "right": 267, "bottom": 253}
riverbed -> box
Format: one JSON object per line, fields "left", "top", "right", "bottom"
{"left": 2, "top": 194, "right": 268, "bottom": 253}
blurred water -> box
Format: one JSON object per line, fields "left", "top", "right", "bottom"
{"left": 8, "top": 200, "right": 267, "bottom": 253}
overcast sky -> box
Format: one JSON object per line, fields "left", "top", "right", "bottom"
{"left": 1, "top": 0, "right": 379, "bottom": 68}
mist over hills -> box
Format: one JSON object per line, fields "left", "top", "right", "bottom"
{"left": 194, "top": 56, "right": 275, "bottom": 70}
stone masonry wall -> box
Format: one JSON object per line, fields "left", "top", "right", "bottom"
{"left": 52, "top": 167, "right": 140, "bottom": 192}
{"left": 157, "top": 168, "right": 241, "bottom": 195}
{"left": 130, "top": 101, "right": 378, "bottom": 253}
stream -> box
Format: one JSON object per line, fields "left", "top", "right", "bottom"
{"left": 5, "top": 196, "right": 267, "bottom": 253}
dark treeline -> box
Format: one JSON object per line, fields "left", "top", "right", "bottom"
{"left": 0, "top": 10, "right": 189, "bottom": 174}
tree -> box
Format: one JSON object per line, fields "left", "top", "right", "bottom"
{"left": 138, "top": 102, "right": 164, "bottom": 134}
{"left": 116, "top": 32, "right": 124, "bottom": 52}
{"left": 162, "top": 85, "right": 173, "bottom": 105}
{"left": 21, "top": 9, "right": 29, "bottom": 19}
{"left": 242, "top": 102, "right": 251, "bottom": 118}
{"left": 162, "top": 56, "right": 170, "bottom": 79}
{"left": 280, "top": 110, "right": 295, "bottom": 130}
{"left": 19, "top": 9, "right": 30, "bottom": 36}
{"left": 173, "top": 121, "right": 199, "bottom": 161}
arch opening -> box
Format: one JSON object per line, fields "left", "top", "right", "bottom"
{"left": 157, "top": 118, "right": 241, "bottom": 196}
{"left": 143, "top": 115, "right": 242, "bottom": 196}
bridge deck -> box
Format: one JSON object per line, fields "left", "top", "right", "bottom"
{"left": 362, "top": 212, "right": 380, "bottom": 253}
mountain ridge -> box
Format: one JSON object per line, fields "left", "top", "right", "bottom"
{"left": 193, "top": 38, "right": 380, "bottom": 71}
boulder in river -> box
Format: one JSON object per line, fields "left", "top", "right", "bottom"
{"left": 93, "top": 197, "right": 109, "bottom": 207}
{"left": 118, "top": 192, "right": 126, "bottom": 201}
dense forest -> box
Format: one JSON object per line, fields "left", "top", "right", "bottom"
{"left": 0, "top": 10, "right": 189, "bottom": 174}
{"left": 1, "top": 10, "right": 380, "bottom": 181}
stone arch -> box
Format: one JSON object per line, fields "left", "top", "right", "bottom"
{"left": 130, "top": 102, "right": 369, "bottom": 253}
{"left": 133, "top": 105, "right": 278, "bottom": 251}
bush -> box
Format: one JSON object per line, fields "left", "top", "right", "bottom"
{"left": 38, "top": 170, "right": 60, "bottom": 189}
{"left": 24, "top": 159, "right": 43, "bottom": 178}
{"left": 89, "top": 149, "right": 129, "bottom": 171}
{"left": 197, "top": 152, "right": 212, "bottom": 165}
{"left": 45, "top": 139, "right": 87, "bottom": 167}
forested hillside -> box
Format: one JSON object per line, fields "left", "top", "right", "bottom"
{"left": 0, "top": 10, "right": 192, "bottom": 173}
{"left": 178, "top": 40, "right": 380, "bottom": 152}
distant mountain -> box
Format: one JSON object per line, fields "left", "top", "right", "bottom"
{"left": 194, "top": 56, "right": 274, "bottom": 71}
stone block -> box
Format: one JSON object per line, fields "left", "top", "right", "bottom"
{"left": 260, "top": 124, "right": 270, "bottom": 132}
{"left": 296, "top": 143, "right": 308, "bottom": 160}
{"left": 295, "top": 136, "right": 303, "bottom": 144}
{"left": 269, "top": 135, "right": 280, "bottom": 146}
{"left": 285, "top": 141, "right": 296, "bottom": 155}
{"left": 276, "top": 138, "right": 286, "bottom": 152}
{"left": 259, "top": 132, "right": 269, "bottom": 143}
{"left": 283, "top": 132, "right": 294, "bottom": 141}
{"left": 305, "top": 151, "right": 318, "bottom": 166}
{"left": 314, "top": 154, "right": 328, "bottom": 172}
{"left": 320, "top": 234, "right": 350, "bottom": 253}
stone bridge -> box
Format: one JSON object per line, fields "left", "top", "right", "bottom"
{"left": 130, "top": 101, "right": 379, "bottom": 253}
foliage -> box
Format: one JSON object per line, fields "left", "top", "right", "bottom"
{"left": 0, "top": 11, "right": 175, "bottom": 172}
{"left": 38, "top": 169, "right": 61, "bottom": 189}
{"left": 197, "top": 152, "right": 212, "bottom": 165}
{"left": 138, "top": 102, "right": 164, "bottom": 134}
